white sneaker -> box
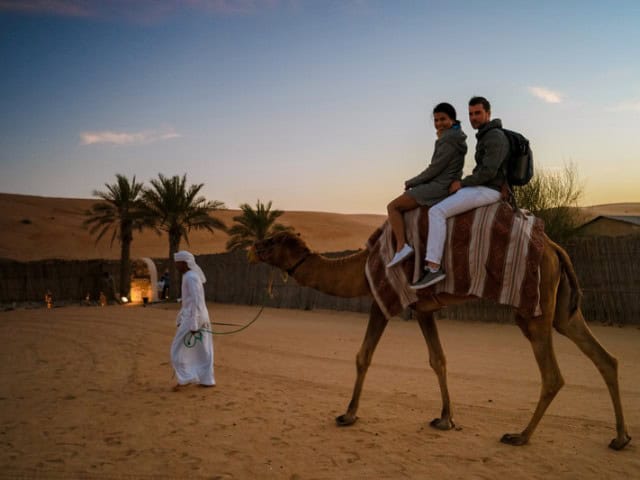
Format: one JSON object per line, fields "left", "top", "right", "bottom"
{"left": 386, "top": 243, "right": 414, "bottom": 267}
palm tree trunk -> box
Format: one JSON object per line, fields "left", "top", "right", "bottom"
{"left": 168, "top": 233, "right": 181, "bottom": 300}
{"left": 120, "top": 233, "right": 132, "bottom": 300}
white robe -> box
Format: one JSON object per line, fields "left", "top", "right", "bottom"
{"left": 170, "top": 270, "right": 215, "bottom": 386}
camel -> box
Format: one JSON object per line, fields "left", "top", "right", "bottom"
{"left": 249, "top": 230, "right": 631, "bottom": 450}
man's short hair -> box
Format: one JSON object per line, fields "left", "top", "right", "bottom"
{"left": 469, "top": 96, "right": 491, "bottom": 113}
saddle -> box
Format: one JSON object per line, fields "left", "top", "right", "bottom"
{"left": 365, "top": 202, "right": 545, "bottom": 319}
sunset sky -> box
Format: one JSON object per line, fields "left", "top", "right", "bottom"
{"left": 1, "top": 0, "right": 639, "bottom": 214}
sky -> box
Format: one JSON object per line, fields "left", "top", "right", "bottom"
{"left": 1, "top": 0, "right": 639, "bottom": 214}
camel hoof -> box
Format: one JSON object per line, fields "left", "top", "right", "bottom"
{"left": 335, "top": 414, "right": 358, "bottom": 427}
{"left": 500, "top": 433, "right": 528, "bottom": 446}
{"left": 609, "top": 434, "right": 631, "bottom": 451}
{"left": 429, "top": 417, "right": 454, "bottom": 431}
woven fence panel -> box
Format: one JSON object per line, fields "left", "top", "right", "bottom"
{"left": 2, "top": 237, "right": 638, "bottom": 324}
{"left": 564, "top": 236, "right": 640, "bottom": 325}
{"left": 0, "top": 259, "right": 119, "bottom": 303}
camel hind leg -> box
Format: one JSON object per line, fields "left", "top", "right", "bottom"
{"left": 416, "top": 310, "right": 454, "bottom": 430}
{"left": 336, "top": 301, "right": 388, "bottom": 426}
{"left": 553, "top": 272, "right": 631, "bottom": 450}
{"left": 502, "top": 312, "right": 565, "bottom": 446}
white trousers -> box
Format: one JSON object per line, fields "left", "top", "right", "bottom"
{"left": 426, "top": 186, "right": 501, "bottom": 265}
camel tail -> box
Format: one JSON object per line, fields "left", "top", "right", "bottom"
{"left": 550, "top": 237, "right": 583, "bottom": 315}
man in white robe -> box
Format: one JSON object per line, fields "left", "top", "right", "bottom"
{"left": 170, "top": 250, "right": 215, "bottom": 391}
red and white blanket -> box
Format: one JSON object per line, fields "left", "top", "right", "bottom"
{"left": 365, "top": 202, "right": 545, "bottom": 319}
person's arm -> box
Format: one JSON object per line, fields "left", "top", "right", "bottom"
{"left": 405, "top": 141, "right": 457, "bottom": 189}
{"left": 461, "top": 130, "right": 509, "bottom": 187}
{"left": 181, "top": 274, "right": 200, "bottom": 333}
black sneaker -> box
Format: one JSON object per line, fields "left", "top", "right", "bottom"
{"left": 409, "top": 269, "right": 446, "bottom": 290}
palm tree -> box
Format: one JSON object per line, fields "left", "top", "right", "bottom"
{"left": 84, "top": 174, "right": 148, "bottom": 301}
{"left": 226, "top": 200, "right": 294, "bottom": 251}
{"left": 143, "top": 174, "right": 226, "bottom": 299}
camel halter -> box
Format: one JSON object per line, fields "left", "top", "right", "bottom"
{"left": 286, "top": 252, "right": 310, "bottom": 276}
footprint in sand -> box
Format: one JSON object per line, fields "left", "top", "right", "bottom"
{"left": 270, "top": 436, "right": 289, "bottom": 447}
{"left": 219, "top": 401, "right": 236, "bottom": 412}
{"left": 104, "top": 433, "right": 123, "bottom": 446}
{"left": 179, "top": 451, "right": 203, "bottom": 470}
{"left": 344, "top": 450, "right": 361, "bottom": 464}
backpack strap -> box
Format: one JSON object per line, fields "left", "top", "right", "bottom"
{"left": 501, "top": 182, "right": 519, "bottom": 212}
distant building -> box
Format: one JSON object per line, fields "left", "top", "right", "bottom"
{"left": 575, "top": 215, "right": 640, "bottom": 237}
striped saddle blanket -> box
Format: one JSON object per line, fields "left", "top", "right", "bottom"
{"left": 365, "top": 201, "right": 545, "bottom": 319}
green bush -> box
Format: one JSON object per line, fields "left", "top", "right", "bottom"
{"left": 513, "top": 163, "right": 584, "bottom": 243}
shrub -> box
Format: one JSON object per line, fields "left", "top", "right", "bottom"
{"left": 513, "top": 162, "right": 584, "bottom": 243}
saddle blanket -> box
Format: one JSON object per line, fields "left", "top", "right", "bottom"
{"left": 365, "top": 201, "right": 545, "bottom": 319}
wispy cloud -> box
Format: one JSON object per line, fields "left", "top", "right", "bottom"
{"left": 80, "top": 128, "right": 181, "bottom": 146}
{"left": 0, "top": 0, "right": 92, "bottom": 17}
{"left": 189, "top": 0, "right": 281, "bottom": 15}
{"left": 528, "top": 86, "right": 563, "bottom": 104}
{"left": 607, "top": 100, "right": 640, "bottom": 112}
{"left": 0, "top": 0, "right": 282, "bottom": 21}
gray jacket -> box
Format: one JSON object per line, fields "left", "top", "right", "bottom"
{"left": 461, "top": 118, "right": 509, "bottom": 191}
{"left": 405, "top": 125, "right": 467, "bottom": 207}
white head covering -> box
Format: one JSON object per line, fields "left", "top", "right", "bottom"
{"left": 174, "top": 250, "right": 206, "bottom": 283}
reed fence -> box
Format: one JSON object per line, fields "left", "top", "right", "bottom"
{"left": 1, "top": 236, "right": 638, "bottom": 325}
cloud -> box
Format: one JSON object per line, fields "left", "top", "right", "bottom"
{"left": 80, "top": 128, "right": 181, "bottom": 146}
{"left": 187, "top": 0, "right": 281, "bottom": 15}
{"left": 0, "top": 0, "right": 92, "bottom": 17}
{"left": 528, "top": 86, "right": 563, "bottom": 104}
{"left": 0, "top": 0, "right": 282, "bottom": 21}
{"left": 607, "top": 100, "right": 640, "bottom": 112}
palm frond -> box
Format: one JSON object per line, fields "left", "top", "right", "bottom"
{"left": 142, "top": 173, "right": 227, "bottom": 254}
{"left": 225, "top": 199, "right": 294, "bottom": 251}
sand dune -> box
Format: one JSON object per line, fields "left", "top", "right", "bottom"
{"left": 0, "top": 193, "right": 386, "bottom": 261}
{"left": 2, "top": 192, "right": 639, "bottom": 262}
{"left": 0, "top": 304, "right": 638, "bottom": 478}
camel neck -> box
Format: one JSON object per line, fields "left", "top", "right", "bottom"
{"left": 290, "top": 250, "right": 370, "bottom": 298}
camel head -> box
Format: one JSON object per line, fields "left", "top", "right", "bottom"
{"left": 250, "top": 231, "right": 311, "bottom": 273}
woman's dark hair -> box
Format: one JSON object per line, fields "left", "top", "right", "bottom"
{"left": 433, "top": 102, "right": 457, "bottom": 121}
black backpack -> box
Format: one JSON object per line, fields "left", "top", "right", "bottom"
{"left": 501, "top": 129, "right": 534, "bottom": 187}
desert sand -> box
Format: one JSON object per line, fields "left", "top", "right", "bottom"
{"left": 1, "top": 303, "right": 638, "bottom": 479}
{"left": 1, "top": 193, "right": 639, "bottom": 478}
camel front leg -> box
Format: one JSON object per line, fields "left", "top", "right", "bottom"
{"left": 336, "top": 302, "right": 388, "bottom": 426}
{"left": 416, "top": 310, "right": 454, "bottom": 430}
{"left": 502, "top": 315, "right": 565, "bottom": 446}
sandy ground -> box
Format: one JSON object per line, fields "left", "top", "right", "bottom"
{"left": 1, "top": 303, "right": 638, "bottom": 479}
{"left": 2, "top": 192, "right": 639, "bottom": 261}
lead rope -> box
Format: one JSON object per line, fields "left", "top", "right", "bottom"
{"left": 182, "top": 272, "right": 275, "bottom": 347}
